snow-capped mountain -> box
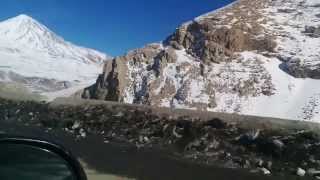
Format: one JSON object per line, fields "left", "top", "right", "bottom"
{"left": 0, "top": 14, "right": 111, "bottom": 100}
{"left": 83, "top": 0, "right": 320, "bottom": 122}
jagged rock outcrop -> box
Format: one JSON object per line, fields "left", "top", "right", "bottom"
{"left": 82, "top": 0, "right": 276, "bottom": 111}
{"left": 152, "top": 48, "right": 177, "bottom": 76}
{"left": 83, "top": 55, "right": 128, "bottom": 101}
{"left": 167, "top": 22, "right": 275, "bottom": 64}
{"left": 283, "top": 24, "right": 320, "bottom": 79}
{"left": 304, "top": 26, "right": 320, "bottom": 38}
{"left": 285, "top": 57, "right": 320, "bottom": 79}
{"left": 83, "top": 44, "right": 161, "bottom": 101}
{"left": 83, "top": 0, "right": 320, "bottom": 121}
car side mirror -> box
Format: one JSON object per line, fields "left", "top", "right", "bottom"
{"left": 0, "top": 137, "right": 87, "bottom": 180}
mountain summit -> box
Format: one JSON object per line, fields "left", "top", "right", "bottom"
{"left": 0, "top": 14, "right": 111, "bottom": 100}
{"left": 0, "top": 14, "right": 109, "bottom": 64}
{"left": 83, "top": 0, "right": 320, "bottom": 122}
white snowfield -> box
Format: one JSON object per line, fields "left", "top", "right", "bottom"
{"left": 228, "top": 52, "right": 320, "bottom": 122}
{"left": 0, "top": 14, "right": 110, "bottom": 100}
{"left": 241, "top": 0, "right": 320, "bottom": 121}
{"left": 198, "top": 0, "right": 320, "bottom": 121}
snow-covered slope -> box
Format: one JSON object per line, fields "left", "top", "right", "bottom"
{"left": 83, "top": 0, "right": 320, "bottom": 122}
{"left": 0, "top": 14, "right": 111, "bottom": 100}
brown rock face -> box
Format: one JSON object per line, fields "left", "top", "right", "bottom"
{"left": 152, "top": 48, "right": 177, "bottom": 76}
{"left": 166, "top": 0, "right": 276, "bottom": 64}
{"left": 82, "top": 0, "right": 277, "bottom": 111}
{"left": 83, "top": 56, "right": 128, "bottom": 101}
{"left": 167, "top": 20, "right": 276, "bottom": 64}
{"left": 82, "top": 44, "right": 174, "bottom": 102}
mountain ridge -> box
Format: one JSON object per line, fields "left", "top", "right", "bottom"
{"left": 82, "top": 0, "right": 320, "bottom": 122}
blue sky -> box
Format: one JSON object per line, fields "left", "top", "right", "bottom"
{"left": 0, "top": 0, "right": 234, "bottom": 56}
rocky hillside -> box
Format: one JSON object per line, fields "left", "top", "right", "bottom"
{"left": 83, "top": 0, "right": 320, "bottom": 122}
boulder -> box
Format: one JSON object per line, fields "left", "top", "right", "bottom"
{"left": 285, "top": 57, "right": 320, "bottom": 79}
{"left": 304, "top": 26, "right": 320, "bottom": 38}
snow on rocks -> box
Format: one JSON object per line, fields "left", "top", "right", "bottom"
{"left": 262, "top": 0, "right": 320, "bottom": 79}
{"left": 297, "top": 168, "right": 306, "bottom": 177}
{"left": 259, "top": 167, "right": 271, "bottom": 175}
{"left": 83, "top": 0, "right": 320, "bottom": 123}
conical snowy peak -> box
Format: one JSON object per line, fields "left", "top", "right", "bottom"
{"left": 9, "top": 14, "right": 34, "bottom": 20}
{"left": 5, "top": 14, "right": 42, "bottom": 25}
{"left": 0, "top": 14, "right": 111, "bottom": 100}
{"left": 0, "top": 14, "right": 110, "bottom": 64}
{"left": 0, "top": 14, "right": 63, "bottom": 44}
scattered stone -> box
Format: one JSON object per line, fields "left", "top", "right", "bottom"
{"left": 79, "top": 128, "right": 86, "bottom": 138}
{"left": 172, "top": 126, "right": 183, "bottom": 138}
{"left": 238, "top": 130, "right": 260, "bottom": 145}
{"left": 186, "top": 140, "right": 202, "bottom": 150}
{"left": 1, "top": 98, "right": 320, "bottom": 178}
{"left": 247, "top": 129, "right": 260, "bottom": 141}
{"left": 297, "top": 168, "right": 306, "bottom": 177}
{"left": 113, "top": 112, "right": 124, "bottom": 117}
{"left": 257, "top": 159, "right": 264, "bottom": 167}
{"left": 304, "top": 26, "right": 320, "bottom": 38}
{"left": 208, "top": 139, "right": 220, "bottom": 149}
{"left": 72, "top": 121, "right": 81, "bottom": 130}
{"left": 272, "top": 139, "right": 284, "bottom": 149}
{"left": 259, "top": 168, "right": 271, "bottom": 175}
{"left": 143, "top": 136, "right": 150, "bottom": 143}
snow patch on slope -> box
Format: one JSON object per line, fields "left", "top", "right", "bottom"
{"left": 238, "top": 52, "right": 320, "bottom": 121}
{"left": 263, "top": 0, "right": 320, "bottom": 72}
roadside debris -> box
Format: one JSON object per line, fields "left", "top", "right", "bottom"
{"left": 0, "top": 98, "right": 320, "bottom": 179}
{"left": 297, "top": 168, "right": 306, "bottom": 177}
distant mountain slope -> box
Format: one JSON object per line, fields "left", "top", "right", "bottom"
{"left": 0, "top": 14, "right": 111, "bottom": 100}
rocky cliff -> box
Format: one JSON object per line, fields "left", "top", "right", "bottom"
{"left": 83, "top": 0, "right": 320, "bottom": 122}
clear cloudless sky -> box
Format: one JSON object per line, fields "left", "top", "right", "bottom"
{"left": 0, "top": 0, "right": 234, "bottom": 56}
